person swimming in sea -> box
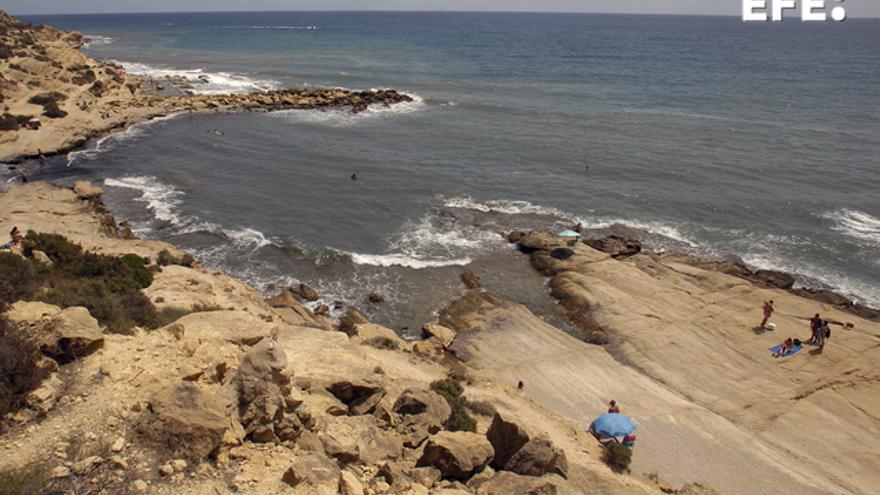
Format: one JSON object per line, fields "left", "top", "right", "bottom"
{"left": 351, "top": 173, "right": 358, "bottom": 181}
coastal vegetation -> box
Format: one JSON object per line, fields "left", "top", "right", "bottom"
{"left": 1, "top": 232, "right": 158, "bottom": 333}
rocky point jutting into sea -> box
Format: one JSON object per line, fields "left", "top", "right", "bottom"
{"left": 2, "top": 10, "right": 880, "bottom": 495}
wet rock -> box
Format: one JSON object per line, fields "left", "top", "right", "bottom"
{"left": 752, "top": 269, "right": 795, "bottom": 290}
{"left": 290, "top": 283, "right": 320, "bottom": 302}
{"left": 516, "top": 230, "right": 559, "bottom": 254}
{"left": 417, "top": 431, "right": 495, "bottom": 480}
{"left": 266, "top": 290, "right": 301, "bottom": 309}
{"left": 584, "top": 235, "right": 641, "bottom": 259}
{"left": 461, "top": 271, "right": 482, "bottom": 289}
{"left": 326, "top": 380, "right": 386, "bottom": 415}
{"left": 368, "top": 292, "right": 385, "bottom": 304}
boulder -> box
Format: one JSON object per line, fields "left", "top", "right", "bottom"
{"left": 351, "top": 323, "right": 405, "bottom": 348}
{"left": 413, "top": 338, "right": 445, "bottom": 359}
{"left": 368, "top": 292, "right": 385, "bottom": 304}
{"left": 72, "top": 180, "right": 103, "bottom": 200}
{"left": 137, "top": 383, "right": 235, "bottom": 461}
{"left": 266, "top": 290, "right": 301, "bottom": 309}
{"left": 290, "top": 283, "right": 320, "bottom": 302}
{"left": 486, "top": 412, "right": 530, "bottom": 470}
{"left": 326, "top": 380, "right": 386, "bottom": 416}
{"left": 40, "top": 306, "right": 104, "bottom": 363}
{"left": 461, "top": 271, "right": 482, "bottom": 289}
{"left": 281, "top": 451, "right": 340, "bottom": 494}
{"left": 319, "top": 415, "right": 402, "bottom": 465}
{"left": 584, "top": 235, "right": 641, "bottom": 259}
{"left": 338, "top": 308, "right": 369, "bottom": 335}
{"left": 393, "top": 388, "right": 451, "bottom": 435}
{"left": 422, "top": 323, "right": 456, "bottom": 348}
{"left": 506, "top": 436, "right": 568, "bottom": 479}
{"left": 473, "top": 471, "right": 560, "bottom": 495}
{"left": 235, "top": 339, "right": 308, "bottom": 443}
{"left": 516, "top": 230, "right": 559, "bottom": 254}
{"left": 417, "top": 431, "right": 495, "bottom": 480}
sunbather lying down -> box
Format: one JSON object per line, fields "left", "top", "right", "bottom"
{"left": 771, "top": 338, "right": 803, "bottom": 358}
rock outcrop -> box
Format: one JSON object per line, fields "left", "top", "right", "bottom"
{"left": 417, "top": 431, "right": 495, "bottom": 480}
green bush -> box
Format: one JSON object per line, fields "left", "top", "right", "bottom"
{"left": 4, "top": 232, "right": 160, "bottom": 333}
{"left": 120, "top": 254, "right": 153, "bottom": 288}
{"left": 27, "top": 92, "right": 67, "bottom": 106}
{"left": 430, "top": 378, "right": 477, "bottom": 433}
{"left": 0, "top": 252, "right": 40, "bottom": 306}
{"left": 602, "top": 442, "right": 632, "bottom": 472}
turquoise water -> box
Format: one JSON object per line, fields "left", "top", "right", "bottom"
{"left": 16, "top": 12, "right": 880, "bottom": 325}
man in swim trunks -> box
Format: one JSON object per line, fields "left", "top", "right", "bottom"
{"left": 760, "top": 300, "right": 774, "bottom": 328}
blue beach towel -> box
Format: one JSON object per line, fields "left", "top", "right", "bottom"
{"left": 769, "top": 343, "right": 803, "bottom": 357}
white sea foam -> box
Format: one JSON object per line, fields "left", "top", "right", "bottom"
{"left": 103, "top": 176, "right": 184, "bottom": 224}
{"left": 66, "top": 113, "right": 182, "bottom": 166}
{"left": 346, "top": 252, "right": 472, "bottom": 269}
{"left": 110, "top": 60, "right": 279, "bottom": 95}
{"left": 103, "top": 176, "right": 273, "bottom": 252}
{"left": 82, "top": 34, "right": 113, "bottom": 48}
{"left": 824, "top": 209, "right": 880, "bottom": 246}
{"left": 269, "top": 93, "right": 426, "bottom": 127}
{"left": 443, "top": 196, "right": 569, "bottom": 217}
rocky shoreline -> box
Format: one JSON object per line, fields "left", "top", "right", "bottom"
{"left": 1, "top": 180, "right": 716, "bottom": 495}
{"left": 0, "top": 11, "right": 414, "bottom": 164}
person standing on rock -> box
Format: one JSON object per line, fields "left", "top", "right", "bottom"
{"left": 760, "top": 300, "right": 774, "bottom": 328}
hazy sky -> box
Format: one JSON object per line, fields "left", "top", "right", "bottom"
{"left": 4, "top": 0, "right": 879, "bottom": 17}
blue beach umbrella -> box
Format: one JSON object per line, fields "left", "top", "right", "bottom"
{"left": 557, "top": 229, "right": 581, "bottom": 238}
{"left": 591, "top": 413, "right": 638, "bottom": 437}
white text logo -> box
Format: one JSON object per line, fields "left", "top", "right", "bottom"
{"left": 743, "top": 0, "right": 847, "bottom": 22}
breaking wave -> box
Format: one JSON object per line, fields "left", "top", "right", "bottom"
{"left": 82, "top": 34, "right": 113, "bottom": 48}
{"left": 269, "top": 93, "right": 426, "bottom": 127}
{"left": 110, "top": 60, "right": 279, "bottom": 95}
{"left": 824, "top": 209, "right": 880, "bottom": 247}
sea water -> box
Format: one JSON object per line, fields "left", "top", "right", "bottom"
{"left": 12, "top": 12, "right": 880, "bottom": 331}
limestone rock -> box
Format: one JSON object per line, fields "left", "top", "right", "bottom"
{"left": 417, "top": 431, "right": 495, "bottom": 480}
{"left": 39, "top": 306, "right": 104, "bottom": 363}
{"left": 319, "top": 415, "right": 402, "bottom": 465}
{"left": 584, "top": 235, "right": 641, "bottom": 258}
{"left": 340, "top": 470, "right": 365, "bottom": 495}
{"left": 137, "top": 383, "right": 235, "bottom": 461}
{"left": 422, "top": 324, "right": 455, "bottom": 348}
{"left": 338, "top": 308, "right": 369, "bottom": 335}
{"left": 393, "top": 388, "right": 451, "bottom": 435}
{"left": 486, "top": 412, "right": 530, "bottom": 470}
{"left": 473, "top": 471, "right": 560, "bottom": 495}
{"left": 461, "top": 271, "right": 482, "bottom": 289}
{"left": 351, "top": 323, "right": 405, "bottom": 348}
{"left": 753, "top": 269, "right": 795, "bottom": 290}
{"left": 72, "top": 180, "right": 103, "bottom": 200}
{"left": 281, "top": 451, "right": 340, "bottom": 493}
{"left": 51, "top": 466, "right": 71, "bottom": 478}
{"left": 516, "top": 230, "right": 559, "bottom": 254}
{"left": 505, "top": 436, "right": 568, "bottom": 479}
{"left": 413, "top": 338, "right": 445, "bottom": 359}
{"left": 290, "top": 283, "right": 320, "bottom": 302}
{"left": 235, "top": 339, "right": 306, "bottom": 443}
{"left": 326, "top": 380, "right": 386, "bottom": 416}
{"left": 25, "top": 373, "right": 63, "bottom": 413}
